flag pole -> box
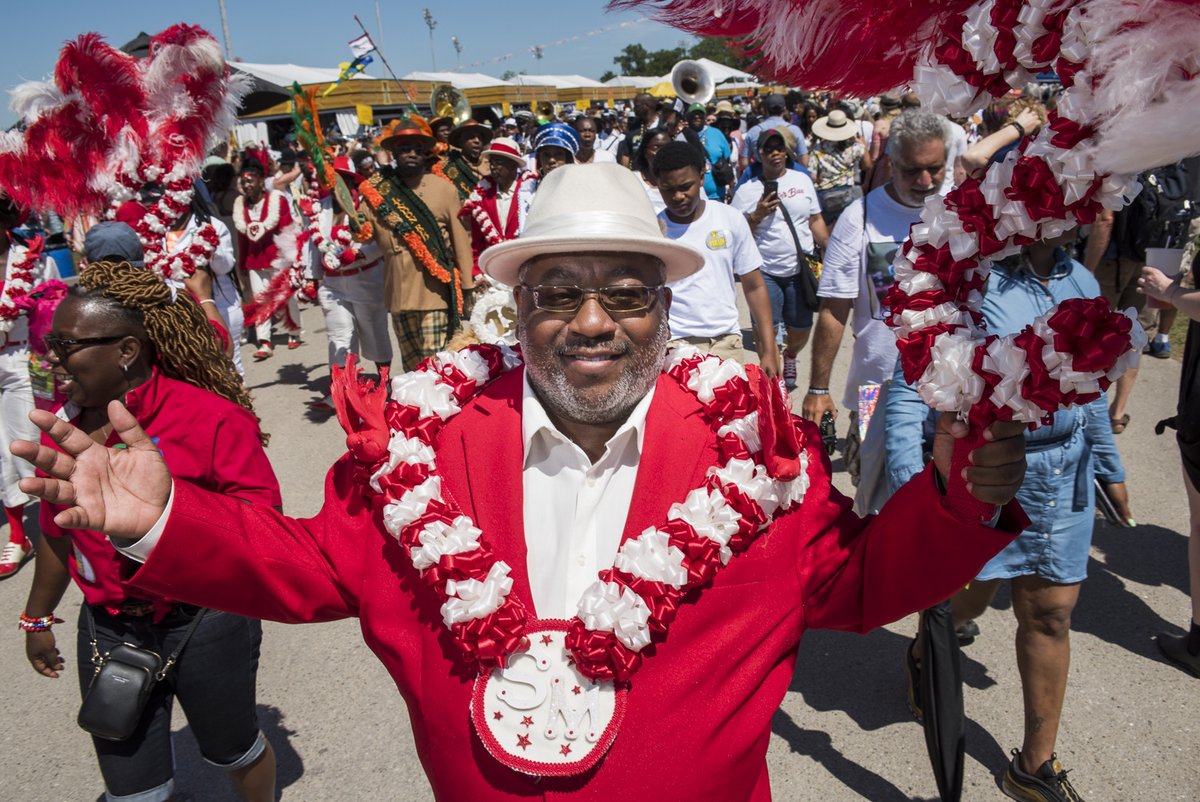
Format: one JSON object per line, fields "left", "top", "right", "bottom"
{"left": 354, "top": 14, "right": 416, "bottom": 111}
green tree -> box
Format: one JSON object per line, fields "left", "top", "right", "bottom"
{"left": 599, "top": 69, "right": 616, "bottom": 82}
{"left": 688, "top": 36, "right": 755, "bottom": 72}
{"left": 613, "top": 43, "right": 686, "bottom": 76}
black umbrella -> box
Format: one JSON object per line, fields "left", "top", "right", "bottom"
{"left": 920, "top": 601, "right": 965, "bottom": 801}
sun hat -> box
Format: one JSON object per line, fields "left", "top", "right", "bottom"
{"left": 812, "top": 110, "right": 859, "bottom": 142}
{"left": 448, "top": 120, "right": 493, "bottom": 148}
{"left": 714, "top": 100, "right": 736, "bottom": 117}
{"left": 478, "top": 163, "right": 703, "bottom": 287}
{"left": 482, "top": 137, "right": 526, "bottom": 168}
{"left": 378, "top": 115, "right": 435, "bottom": 150}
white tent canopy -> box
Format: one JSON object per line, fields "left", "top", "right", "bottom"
{"left": 401, "top": 71, "right": 512, "bottom": 89}
{"left": 233, "top": 62, "right": 374, "bottom": 86}
{"left": 603, "top": 75, "right": 659, "bottom": 88}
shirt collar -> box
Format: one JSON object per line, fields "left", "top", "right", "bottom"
{"left": 521, "top": 371, "right": 656, "bottom": 468}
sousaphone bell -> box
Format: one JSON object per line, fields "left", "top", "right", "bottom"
{"left": 671, "top": 60, "right": 715, "bottom": 105}
{"left": 430, "top": 83, "right": 472, "bottom": 126}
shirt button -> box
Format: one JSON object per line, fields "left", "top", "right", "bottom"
{"left": 1053, "top": 468, "right": 1062, "bottom": 475}
{"left": 1048, "top": 500, "right": 1056, "bottom": 508}
{"left": 576, "top": 555, "right": 587, "bottom": 567}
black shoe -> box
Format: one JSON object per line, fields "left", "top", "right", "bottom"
{"left": 1002, "top": 750, "right": 1086, "bottom": 802}
{"left": 956, "top": 619, "right": 980, "bottom": 646}
{"left": 904, "top": 638, "right": 923, "bottom": 724}
{"left": 1157, "top": 633, "right": 1200, "bottom": 678}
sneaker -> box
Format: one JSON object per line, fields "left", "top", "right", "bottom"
{"left": 288, "top": 337, "right": 303, "bottom": 350}
{"left": 253, "top": 341, "right": 274, "bottom": 360}
{"left": 782, "top": 353, "right": 797, "bottom": 391}
{"left": 1148, "top": 339, "right": 1171, "bottom": 359}
{"left": 1156, "top": 632, "right": 1200, "bottom": 678}
{"left": 956, "top": 619, "right": 981, "bottom": 646}
{"left": 0, "top": 539, "right": 32, "bottom": 579}
{"left": 1002, "top": 750, "right": 1086, "bottom": 802}
{"left": 903, "top": 638, "right": 923, "bottom": 724}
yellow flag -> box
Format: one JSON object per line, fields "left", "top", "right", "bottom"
{"left": 356, "top": 104, "right": 374, "bottom": 126}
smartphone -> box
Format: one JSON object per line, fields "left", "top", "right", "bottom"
{"left": 762, "top": 179, "right": 779, "bottom": 196}
{"left": 819, "top": 411, "right": 837, "bottom": 457}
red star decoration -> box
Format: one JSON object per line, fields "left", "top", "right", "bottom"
{"left": 559, "top": 744, "right": 572, "bottom": 756}
{"left": 521, "top": 716, "right": 534, "bottom": 728}
{"left": 516, "top": 734, "right": 531, "bottom": 751}
{"left": 492, "top": 711, "right": 504, "bottom": 721}
{"left": 571, "top": 685, "right": 582, "bottom": 695}
{"left": 539, "top": 634, "right": 553, "bottom": 645}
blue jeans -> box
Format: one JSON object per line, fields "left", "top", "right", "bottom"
{"left": 77, "top": 606, "right": 266, "bottom": 801}
{"left": 762, "top": 272, "right": 814, "bottom": 331}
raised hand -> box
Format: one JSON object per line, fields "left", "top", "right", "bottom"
{"left": 11, "top": 400, "right": 172, "bottom": 542}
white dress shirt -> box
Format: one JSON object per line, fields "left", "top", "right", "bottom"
{"left": 118, "top": 374, "right": 658, "bottom": 622}
{"left": 521, "top": 375, "right": 653, "bottom": 618}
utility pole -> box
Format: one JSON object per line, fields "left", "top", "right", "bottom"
{"left": 375, "top": 0, "right": 384, "bottom": 52}
{"left": 451, "top": 36, "right": 462, "bottom": 71}
{"left": 423, "top": 8, "right": 437, "bottom": 71}
{"left": 217, "top": 0, "right": 233, "bottom": 60}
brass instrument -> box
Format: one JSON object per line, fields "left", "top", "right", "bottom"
{"left": 671, "top": 60, "right": 715, "bottom": 105}
{"left": 430, "top": 83, "right": 472, "bottom": 126}
{"left": 535, "top": 99, "right": 556, "bottom": 124}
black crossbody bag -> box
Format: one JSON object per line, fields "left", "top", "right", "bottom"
{"left": 77, "top": 605, "right": 207, "bottom": 741}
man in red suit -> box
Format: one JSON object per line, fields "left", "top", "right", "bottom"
{"left": 14, "top": 164, "right": 1029, "bottom": 800}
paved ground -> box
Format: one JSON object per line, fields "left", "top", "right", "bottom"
{"left": 1, "top": 299, "right": 1197, "bottom": 801}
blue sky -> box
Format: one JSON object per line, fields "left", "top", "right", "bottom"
{"left": 0, "top": 1, "right": 696, "bottom": 126}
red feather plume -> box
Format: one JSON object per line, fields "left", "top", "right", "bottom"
{"left": 610, "top": 0, "right": 980, "bottom": 95}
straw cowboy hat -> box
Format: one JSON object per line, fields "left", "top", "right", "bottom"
{"left": 812, "top": 110, "right": 859, "bottom": 142}
{"left": 478, "top": 163, "right": 703, "bottom": 287}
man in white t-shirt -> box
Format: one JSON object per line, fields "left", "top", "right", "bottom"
{"left": 732, "top": 128, "right": 829, "bottom": 390}
{"left": 802, "top": 111, "right": 948, "bottom": 428}
{"left": 653, "top": 142, "right": 780, "bottom": 376}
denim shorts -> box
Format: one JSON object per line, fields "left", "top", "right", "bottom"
{"left": 77, "top": 605, "right": 266, "bottom": 802}
{"left": 762, "top": 271, "right": 815, "bottom": 331}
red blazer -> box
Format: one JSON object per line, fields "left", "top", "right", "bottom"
{"left": 128, "top": 369, "right": 1022, "bottom": 800}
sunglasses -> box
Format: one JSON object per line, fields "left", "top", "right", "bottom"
{"left": 44, "top": 334, "right": 129, "bottom": 364}
{"left": 390, "top": 142, "right": 426, "bottom": 154}
{"left": 523, "top": 284, "right": 663, "bottom": 314}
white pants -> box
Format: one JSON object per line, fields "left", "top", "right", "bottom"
{"left": 318, "top": 265, "right": 393, "bottom": 367}
{"left": 213, "top": 273, "right": 245, "bottom": 377}
{"left": 247, "top": 268, "right": 301, "bottom": 345}
{"left": 0, "top": 347, "right": 36, "bottom": 508}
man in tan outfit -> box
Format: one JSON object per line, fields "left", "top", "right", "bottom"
{"left": 360, "top": 116, "right": 474, "bottom": 370}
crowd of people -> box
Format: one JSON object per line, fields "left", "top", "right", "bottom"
{"left": 1, "top": 74, "right": 1197, "bottom": 802}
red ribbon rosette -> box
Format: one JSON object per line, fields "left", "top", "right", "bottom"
{"left": 1046, "top": 296, "right": 1133, "bottom": 374}
{"left": 453, "top": 601, "right": 529, "bottom": 672}
{"left": 565, "top": 624, "right": 641, "bottom": 683}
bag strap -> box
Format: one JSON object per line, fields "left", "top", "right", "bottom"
{"left": 157, "top": 608, "right": 208, "bottom": 681}
{"left": 775, "top": 195, "right": 809, "bottom": 268}
{"left": 83, "top": 604, "right": 102, "bottom": 672}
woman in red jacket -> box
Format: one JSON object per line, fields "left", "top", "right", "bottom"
{"left": 19, "top": 261, "right": 280, "bottom": 802}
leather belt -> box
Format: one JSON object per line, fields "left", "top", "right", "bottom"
{"left": 326, "top": 258, "right": 382, "bottom": 279}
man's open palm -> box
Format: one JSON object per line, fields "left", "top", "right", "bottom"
{"left": 11, "top": 401, "right": 171, "bottom": 540}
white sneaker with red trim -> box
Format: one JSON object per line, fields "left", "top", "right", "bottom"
{"left": 0, "top": 539, "right": 32, "bottom": 578}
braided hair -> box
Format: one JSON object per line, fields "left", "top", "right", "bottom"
{"left": 70, "top": 261, "right": 268, "bottom": 445}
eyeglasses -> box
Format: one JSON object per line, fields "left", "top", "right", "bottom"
{"left": 390, "top": 142, "right": 425, "bottom": 154}
{"left": 44, "top": 334, "right": 129, "bottom": 364}
{"left": 523, "top": 284, "right": 663, "bottom": 314}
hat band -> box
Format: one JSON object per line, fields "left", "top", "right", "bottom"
{"left": 522, "top": 211, "right": 665, "bottom": 245}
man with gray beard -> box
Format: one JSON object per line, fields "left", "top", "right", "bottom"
{"left": 13, "top": 164, "right": 1032, "bottom": 799}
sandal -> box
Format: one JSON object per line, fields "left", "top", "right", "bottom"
{"left": 1110, "top": 413, "right": 1130, "bottom": 434}
{"left": 253, "top": 342, "right": 273, "bottom": 360}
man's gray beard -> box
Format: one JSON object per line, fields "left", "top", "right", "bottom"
{"left": 520, "top": 314, "right": 671, "bottom": 426}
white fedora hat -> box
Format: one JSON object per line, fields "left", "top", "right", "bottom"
{"left": 812, "top": 109, "right": 858, "bottom": 142}
{"left": 478, "top": 163, "right": 703, "bottom": 287}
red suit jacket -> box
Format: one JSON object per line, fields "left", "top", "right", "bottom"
{"left": 128, "top": 369, "right": 1022, "bottom": 800}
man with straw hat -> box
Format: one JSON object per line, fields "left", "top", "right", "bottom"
{"left": 360, "top": 115, "right": 473, "bottom": 370}
{"left": 15, "top": 163, "right": 1031, "bottom": 800}
{"left": 458, "top": 137, "right": 535, "bottom": 277}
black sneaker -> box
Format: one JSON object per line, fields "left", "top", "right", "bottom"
{"left": 904, "top": 638, "right": 923, "bottom": 723}
{"left": 1002, "top": 749, "right": 1086, "bottom": 801}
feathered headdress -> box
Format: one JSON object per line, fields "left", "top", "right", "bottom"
{"left": 0, "top": 25, "right": 248, "bottom": 281}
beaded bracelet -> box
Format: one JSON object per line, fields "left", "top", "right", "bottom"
{"left": 18, "top": 612, "right": 62, "bottom": 632}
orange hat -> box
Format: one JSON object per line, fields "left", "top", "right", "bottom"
{"left": 378, "top": 114, "right": 435, "bottom": 150}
